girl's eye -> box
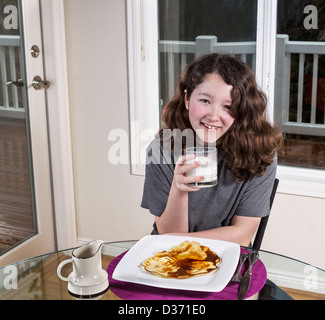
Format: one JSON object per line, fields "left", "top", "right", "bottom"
{"left": 200, "top": 99, "right": 210, "bottom": 104}
{"left": 224, "top": 105, "right": 232, "bottom": 110}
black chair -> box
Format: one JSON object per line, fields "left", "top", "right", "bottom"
{"left": 251, "top": 178, "right": 279, "bottom": 251}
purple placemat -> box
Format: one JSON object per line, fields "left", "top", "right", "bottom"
{"left": 106, "top": 248, "right": 267, "bottom": 300}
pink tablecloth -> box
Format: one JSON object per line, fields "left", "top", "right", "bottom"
{"left": 106, "top": 248, "right": 267, "bottom": 300}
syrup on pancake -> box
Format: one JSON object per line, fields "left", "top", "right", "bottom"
{"left": 141, "top": 241, "right": 221, "bottom": 279}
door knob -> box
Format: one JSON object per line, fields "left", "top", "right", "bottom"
{"left": 32, "top": 75, "right": 50, "bottom": 90}
{"left": 5, "top": 79, "right": 24, "bottom": 87}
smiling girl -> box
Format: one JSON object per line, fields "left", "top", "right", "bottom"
{"left": 141, "top": 53, "right": 283, "bottom": 246}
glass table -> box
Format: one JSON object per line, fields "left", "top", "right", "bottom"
{"left": 0, "top": 240, "right": 324, "bottom": 300}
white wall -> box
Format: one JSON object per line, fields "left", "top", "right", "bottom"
{"left": 262, "top": 193, "right": 325, "bottom": 269}
{"left": 64, "top": 0, "right": 154, "bottom": 242}
{"left": 64, "top": 0, "right": 325, "bottom": 270}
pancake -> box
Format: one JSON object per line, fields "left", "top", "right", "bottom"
{"left": 141, "top": 241, "right": 221, "bottom": 279}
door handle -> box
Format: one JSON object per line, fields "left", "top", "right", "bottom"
{"left": 32, "top": 75, "right": 50, "bottom": 90}
{"left": 5, "top": 79, "right": 24, "bottom": 87}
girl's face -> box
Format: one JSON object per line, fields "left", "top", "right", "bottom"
{"left": 185, "top": 73, "right": 235, "bottom": 145}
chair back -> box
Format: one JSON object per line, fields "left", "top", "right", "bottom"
{"left": 252, "top": 178, "right": 279, "bottom": 250}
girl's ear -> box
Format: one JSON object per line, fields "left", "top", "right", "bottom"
{"left": 184, "top": 90, "right": 189, "bottom": 110}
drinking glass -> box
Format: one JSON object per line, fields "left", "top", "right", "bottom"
{"left": 185, "top": 147, "right": 218, "bottom": 188}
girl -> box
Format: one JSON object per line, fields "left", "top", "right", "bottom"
{"left": 141, "top": 53, "right": 283, "bottom": 246}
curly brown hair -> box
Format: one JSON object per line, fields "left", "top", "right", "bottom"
{"left": 159, "top": 53, "right": 283, "bottom": 182}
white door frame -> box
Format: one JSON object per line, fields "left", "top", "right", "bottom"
{"left": 40, "top": 0, "right": 78, "bottom": 250}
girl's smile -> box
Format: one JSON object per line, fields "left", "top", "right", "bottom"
{"left": 185, "top": 73, "right": 235, "bottom": 145}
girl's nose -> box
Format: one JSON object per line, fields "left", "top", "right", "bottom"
{"left": 207, "top": 104, "right": 221, "bottom": 121}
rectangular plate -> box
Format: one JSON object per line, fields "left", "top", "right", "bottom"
{"left": 112, "top": 235, "right": 240, "bottom": 292}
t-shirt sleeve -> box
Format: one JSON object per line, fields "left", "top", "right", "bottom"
{"left": 234, "top": 157, "right": 278, "bottom": 218}
{"left": 141, "top": 140, "right": 175, "bottom": 217}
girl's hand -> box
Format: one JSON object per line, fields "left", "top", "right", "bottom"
{"left": 173, "top": 154, "right": 204, "bottom": 192}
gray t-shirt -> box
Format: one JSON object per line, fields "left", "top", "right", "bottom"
{"left": 141, "top": 138, "right": 277, "bottom": 234}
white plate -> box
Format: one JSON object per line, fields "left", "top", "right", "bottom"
{"left": 112, "top": 235, "right": 240, "bottom": 292}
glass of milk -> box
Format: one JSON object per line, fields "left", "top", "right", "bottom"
{"left": 185, "top": 147, "right": 218, "bottom": 188}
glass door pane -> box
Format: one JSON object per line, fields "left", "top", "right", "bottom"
{"left": 275, "top": 0, "right": 325, "bottom": 169}
{"left": 158, "top": 0, "right": 258, "bottom": 114}
{"left": 0, "top": 0, "right": 37, "bottom": 255}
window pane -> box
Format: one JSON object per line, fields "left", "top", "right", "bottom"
{"left": 158, "top": 0, "right": 258, "bottom": 114}
{"left": 275, "top": 0, "right": 325, "bottom": 170}
{"left": 0, "top": 0, "right": 38, "bottom": 255}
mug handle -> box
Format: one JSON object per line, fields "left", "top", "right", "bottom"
{"left": 57, "top": 258, "right": 73, "bottom": 281}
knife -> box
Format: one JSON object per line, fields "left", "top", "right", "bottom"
{"left": 237, "top": 251, "right": 259, "bottom": 300}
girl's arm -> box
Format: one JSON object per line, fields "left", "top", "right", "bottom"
{"left": 155, "top": 153, "right": 262, "bottom": 246}
{"left": 164, "top": 215, "right": 261, "bottom": 247}
{"left": 155, "top": 154, "right": 204, "bottom": 234}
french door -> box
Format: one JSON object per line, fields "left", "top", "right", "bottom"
{"left": 0, "top": 0, "right": 55, "bottom": 267}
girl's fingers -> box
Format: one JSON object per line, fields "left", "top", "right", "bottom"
{"left": 174, "top": 154, "right": 204, "bottom": 191}
{"left": 176, "top": 154, "right": 196, "bottom": 165}
{"left": 174, "top": 173, "right": 204, "bottom": 190}
{"left": 176, "top": 154, "right": 201, "bottom": 174}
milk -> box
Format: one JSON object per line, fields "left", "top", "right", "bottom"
{"left": 185, "top": 147, "right": 218, "bottom": 188}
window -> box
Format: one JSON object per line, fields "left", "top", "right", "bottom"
{"left": 275, "top": 0, "right": 325, "bottom": 170}
{"left": 127, "top": 0, "right": 325, "bottom": 198}
{"left": 0, "top": 0, "right": 24, "bottom": 118}
{"left": 159, "top": 0, "right": 258, "bottom": 113}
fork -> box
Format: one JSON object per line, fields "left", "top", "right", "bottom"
{"left": 229, "top": 252, "right": 249, "bottom": 284}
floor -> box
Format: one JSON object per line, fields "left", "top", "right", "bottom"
{"left": 0, "top": 117, "right": 35, "bottom": 254}
{"left": 280, "top": 287, "right": 325, "bottom": 300}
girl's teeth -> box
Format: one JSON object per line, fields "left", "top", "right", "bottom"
{"left": 204, "top": 123, "right": 218, "bottom": 129}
